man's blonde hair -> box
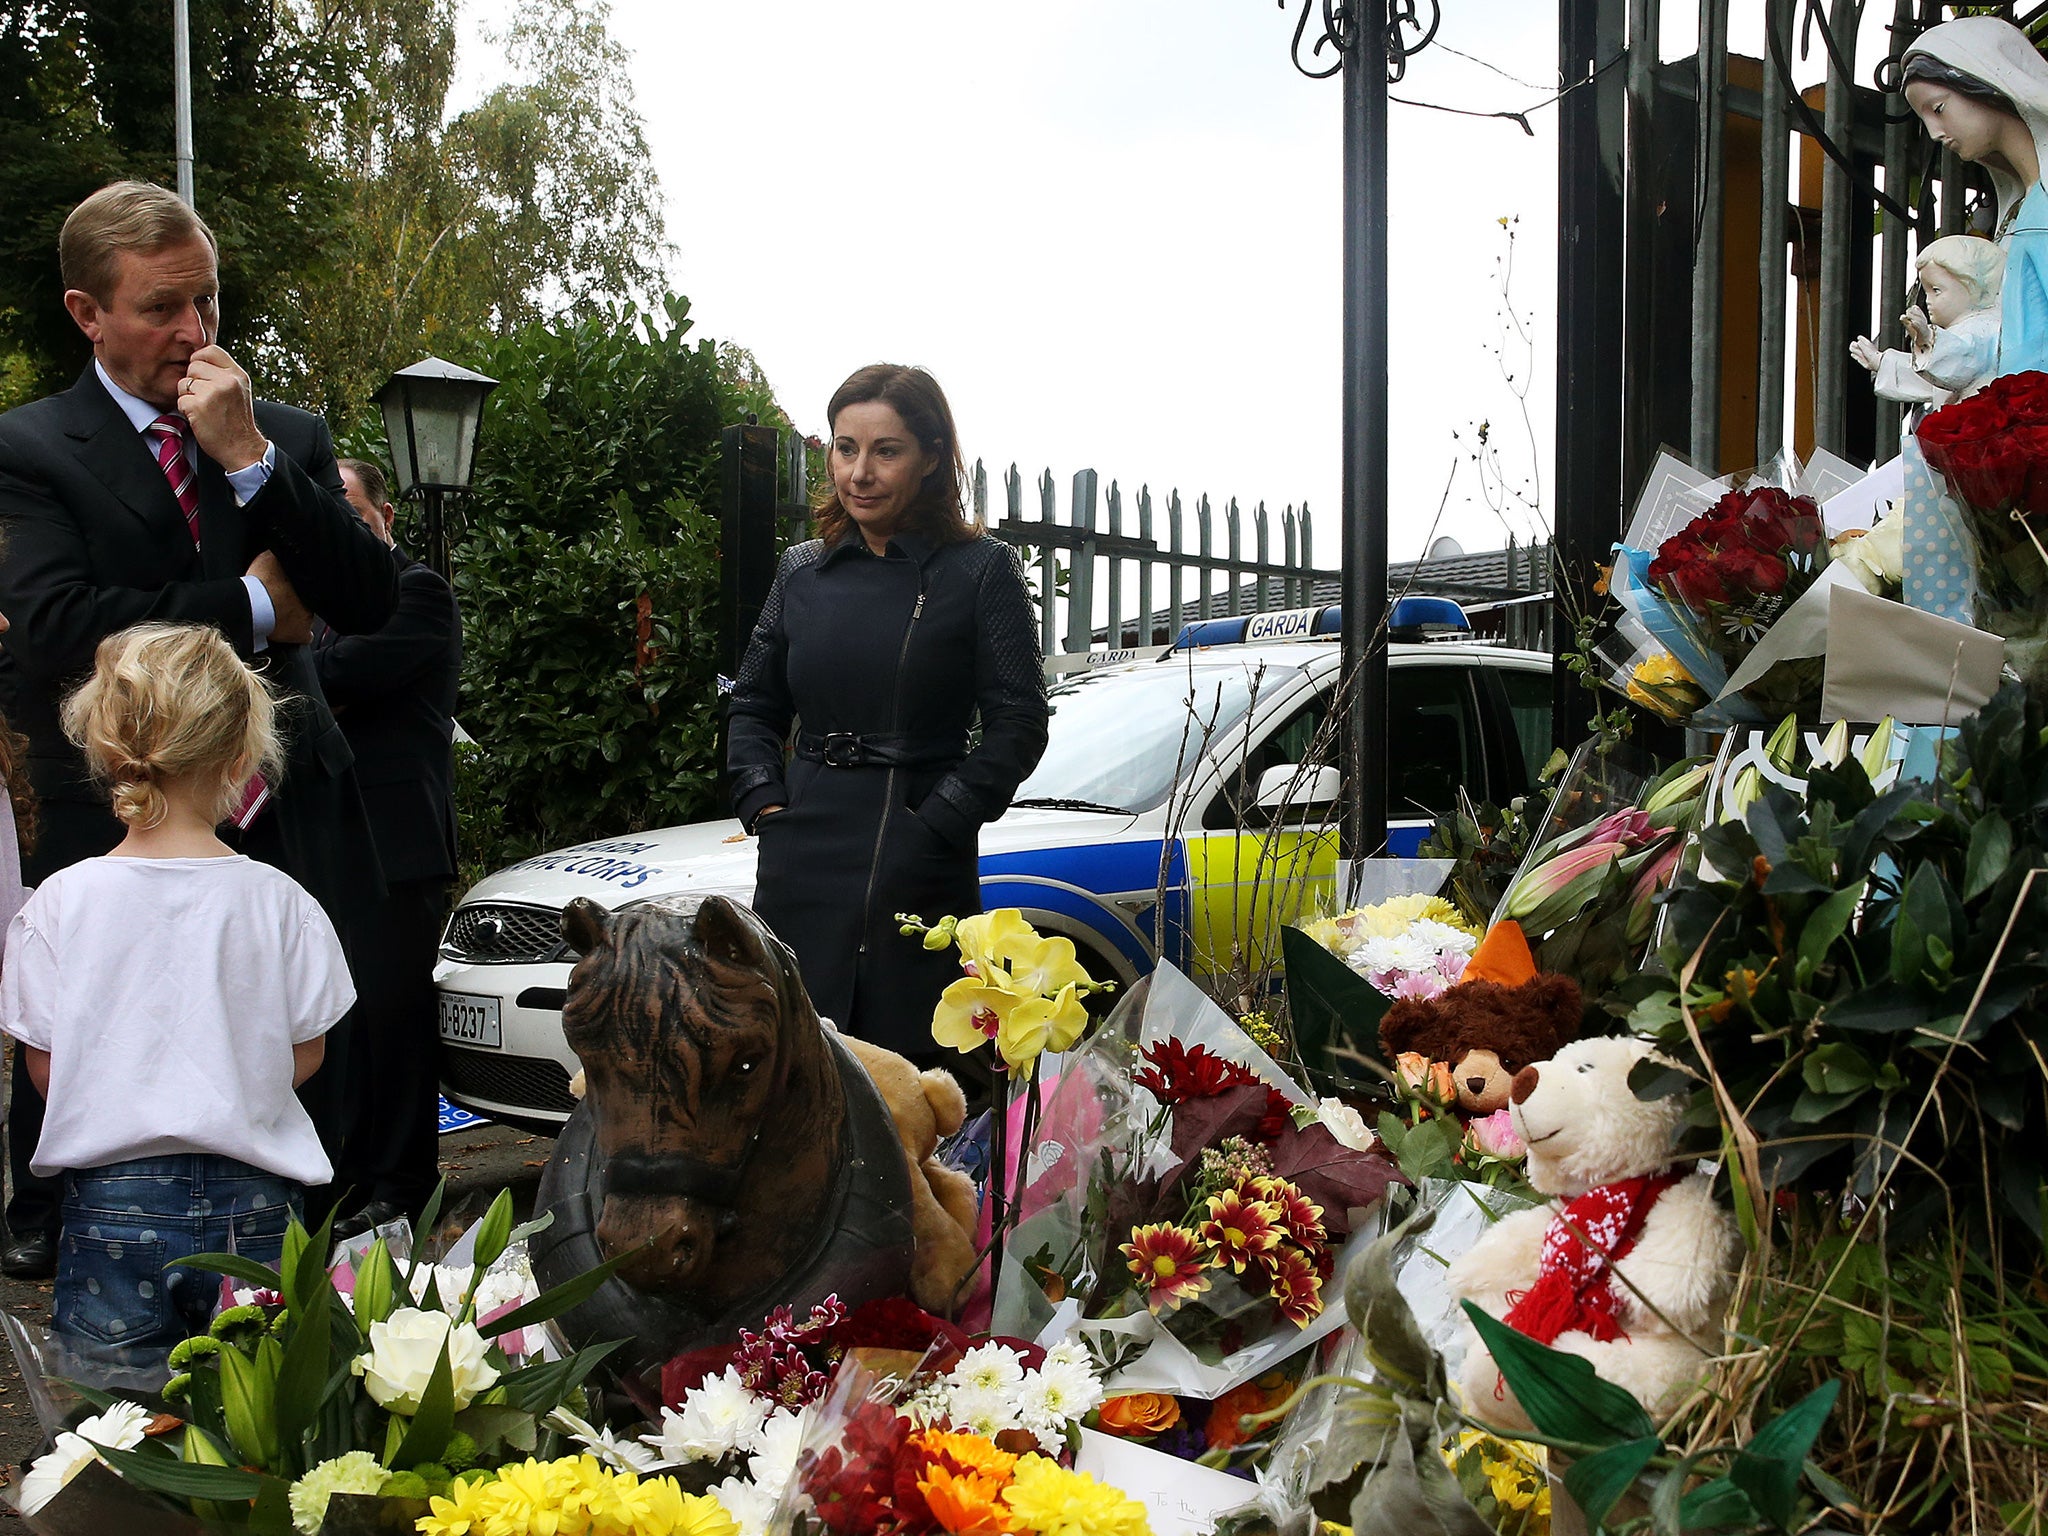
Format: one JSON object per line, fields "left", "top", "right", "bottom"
{"left": 59, "top": 181, "right": 217, "bottom": 302}
{"left": 62, "top": 624, "right": 282, "bottom": 830}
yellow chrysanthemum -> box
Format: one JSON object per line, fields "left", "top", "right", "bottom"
{"left": 1000, "top": 1454, "right": 1153, "bottom": 1536}
{"left": 417, "top": 1475, "right": 496, "bottom": 1536}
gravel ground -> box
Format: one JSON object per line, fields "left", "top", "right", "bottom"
{"left": 0, "top": 1118, "right": 553, "bottom": 1519}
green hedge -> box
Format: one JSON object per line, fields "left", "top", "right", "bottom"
{"left": 428, "top": 295, "right": 790, "bottom": 889}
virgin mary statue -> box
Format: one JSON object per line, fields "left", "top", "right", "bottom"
{"left": 1904, "top": 16, "right": 2048, "bottom": 376}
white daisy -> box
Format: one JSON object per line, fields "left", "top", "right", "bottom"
{"left": 711, "top": 1475, "right": 781, "bottom": 1536}
{"left": 947, "top": 1342, "right": 1026, "bottom": 1396}
{"left": 18, "top": 1434, "right": 98, "bottom": 1516}
{"left": 640, "top": 1367, "right": 771, "bottom": 1464}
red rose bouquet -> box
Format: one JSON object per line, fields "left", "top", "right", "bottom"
{"left": 1640, "top": 484, "right": 1831, "bottom": 720}
{"left": 1916, "top": 370, "right": 2048, "bottom": 684}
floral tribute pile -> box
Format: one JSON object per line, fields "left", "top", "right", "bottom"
{"left": 641, "top": 1296, "right": 1105, "bottom": 1535}
{"left": 780, "top": 1347, "right": 1147, "bottom": 1536}
{"left": 1294, "top": 894, "right": 1480, "bottom": 1001}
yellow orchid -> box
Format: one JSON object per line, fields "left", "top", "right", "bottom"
{"left": 994, "top": 983, "right": 1089, "bottom": 1071}
{"left": 932, "top": 972, "right": 1032, "bottom": 1055}
{"left": 952, "top": 909, "right": 1039, "bottom": 979}
{"left": 911, "top": 908, "right": 1112, "bottom": 1075}
{"left": 1002, "top": 927, "right": 1092, "bottom": 997}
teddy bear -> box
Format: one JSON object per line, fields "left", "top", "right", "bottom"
{"left": 1379, "top": 921, "right": 1583, "bottom": 1114}
{"left": 839, "top": 1035, "right": 983, "bottom": 1316}
{"left": 1445, "top": 1034, "right": 1738, "bottom": 1431}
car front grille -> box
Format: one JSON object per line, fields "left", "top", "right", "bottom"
{"left": 442, "top": 902, "right": 574, "bottom": 964}
{"left": 440, "top": 1047, "right": 578, "bottom": 1116}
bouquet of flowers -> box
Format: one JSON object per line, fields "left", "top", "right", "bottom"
{"left": 642, "top": 1296, "right": 1106, "bottom": 1536}
{"left": 9, "top": 1189, "right": 633, "bottom": 1534}
{"left": 1491, "top": 745, "right": 1706, "bottom": 988}
{"left": 1917, "top": 368, "right": 2048, "bottom": 684}
{"left": 1634, "top": 481, "right": 1832, "bottom": 722}
{"left": 777, "top": 1347, "right": 1147, "bottom": 1536}
{"left": 993, "top": 963, "right": 1403, "bottom": 1412}
{"left": 1293, "top": 894, "right": 1481, "bottom": 1001}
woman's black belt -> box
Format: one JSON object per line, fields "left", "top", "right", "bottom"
{"left": 795, "top": 731, "right": 965, "bottom": 769}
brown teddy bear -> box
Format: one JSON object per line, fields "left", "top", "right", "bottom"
{"left": 1378, "top": 923, "right": 1583, "bottom": 1113}
{"left": 840, "top": 1036, "right": 983, "bottom": 1315}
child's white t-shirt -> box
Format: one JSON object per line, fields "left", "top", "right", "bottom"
{"left": 0, "top": 854, "right": 354, "bottom": 1186}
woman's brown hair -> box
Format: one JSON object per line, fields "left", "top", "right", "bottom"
{"left": 0, "top": 716, "right": 33, "bottom": 857}
{"left": 811, "top": 364, "right": 979, "bottom": 548}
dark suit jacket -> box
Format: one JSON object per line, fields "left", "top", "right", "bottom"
{"left": 0, "top": 366, "right": 400, "bottom": 912}
{"left": 314, "top": 550, "right": 461, "bottom": 886}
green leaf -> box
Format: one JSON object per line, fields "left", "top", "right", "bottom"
{"left": 1802, "top": 1042, "right": 1876, "bottom": 1095}
{"left": 1795, "top": 884, "right": 1863, "bottom": 985}
{"left": 1343, "top": 1215, "right": 1443, "bottom": 1398}
{"left": 493, "top": 1338, "right": 625, "bottom": 1415}
{"left": 272, "top": 1275, "right": 336, "bottom": 1476}
{"left": 1730, "top": 1380, "right": 1841, "bottom": 1528}
{"left": 1460, "top": 1302, "right": 1655, "bottom": 1446}
{"left": 178, "top": 1252, "right": 286, "bottom": 1291}
{"left": 1678, "top": 1476, "right": 1759, "bottom": 1528}
{"left": 90, "top": 1439, "right": 275, "bottom": 1501}
{"left": 278, "top": 1220, "right": 310, "bottom": 1306}
{"left": 388, "top": 1343, "right": 456, "bottom": 1469}
{"left": 1965, "top": 812, "right": 2014, "bottom": 900}
{"left": 1650, "top": 1451, "right": 1713, "bottom": 1536}
{"left": 404, "top": 1181, "right": 450, "bottom": 1290}
{"left": 479, "top": 1243, "right": 645, "bottom": 1339}
{"left": 1561, "top": 1435, "right": 1659, "bottom": 1524}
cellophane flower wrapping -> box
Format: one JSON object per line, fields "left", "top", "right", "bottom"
{"left": 991, "top": 962, "right": 1404, "bottom": 1406}
{"left": 1611, "top": 452, "right": 1835, "bottom": 724}
{"left": 1491, "top": 742, "right": 1706, "bottom": 988}
{"left": 1916, "top": 370, "right": 2048, "bottom": 686}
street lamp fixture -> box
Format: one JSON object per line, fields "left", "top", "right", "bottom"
{"left": 375, "top": 356, "right": 499, "bottom": 581}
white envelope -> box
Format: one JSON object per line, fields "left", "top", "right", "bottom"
{"left": 1820, "top": 583, "right": 2005, "bottom": 724}
{"left": 1073, "top": 1427, "right": 1264, "bottom": 1536}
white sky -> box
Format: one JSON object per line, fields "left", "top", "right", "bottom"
{"left": 461, "top": 1, "right": 1892, "bottom": 565}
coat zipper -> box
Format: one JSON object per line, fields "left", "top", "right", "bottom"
{"left": 857, "top": 578, "right": 927, "bottom": 955}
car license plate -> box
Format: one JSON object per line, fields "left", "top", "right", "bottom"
{"left": 438, "top": 992, "right": 502, "bottom": 1049}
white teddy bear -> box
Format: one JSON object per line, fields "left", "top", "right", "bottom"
{"left": 1447, "top": 1035, "right": 1738, "bottom": 1432}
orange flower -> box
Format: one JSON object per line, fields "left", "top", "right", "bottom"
{"left": 913, "top": 1429, "right": 1020, "bottom": 1482}
{"left": 920, "top": 1465, "right": 1020, "bottom": 1535}
{"left": 1206, "top": 1373, "right": 1293, "bottom": 1453}
{"left": 1395, "top": 1052, "right": 1457, "bottom": 1104}
{"left": 1095, "top": 1393, "right": 1181, "bottom": 1439}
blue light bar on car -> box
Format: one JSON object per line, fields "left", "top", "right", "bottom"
{"left": 1166, "top": 597, "right": 1468, "bottom": 653}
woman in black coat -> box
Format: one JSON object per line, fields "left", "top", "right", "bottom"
{"left": 727, "top": 365, "right": 1049, "bottom": 1060}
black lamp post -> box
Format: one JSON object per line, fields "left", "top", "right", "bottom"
{"left": 375, "top": 357, "right": 499, "bottom": 582}
{"left": 1279, "top": 0, "right": 1439, "bottom": 872}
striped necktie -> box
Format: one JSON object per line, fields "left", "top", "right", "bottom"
{"left": 147, "top": 413, "right": 201, "bottom": 544}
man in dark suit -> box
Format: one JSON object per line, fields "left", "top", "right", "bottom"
{"left": 317, "top": 457, "right": 461, "bottom": 1230}
{"left": 0, "top": 181, "right": 398, "bottom": 1274}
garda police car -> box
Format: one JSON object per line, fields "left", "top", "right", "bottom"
{"left": 435, "top": 599, "right": 1552, "bottom": 1131}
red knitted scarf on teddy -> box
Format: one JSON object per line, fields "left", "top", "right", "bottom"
{"left": 1502, "top": 1172, "right": 1680, "bottom": 1345}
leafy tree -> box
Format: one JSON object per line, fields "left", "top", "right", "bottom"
{"left": 0, "top": 0, "right": 345, "bottom": 408}
{"left": 292, "top": 0, "right": 669, "bottom": 424}
{"left": 431, "top": 297, "right": 792, "bottom": 883}
{"left": 0, "top": 0, "right": 668, "bottom": 423}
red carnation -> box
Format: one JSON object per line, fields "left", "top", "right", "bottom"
{"left": 1136, "top": 1039, "right": 1261, "bottom": 1103}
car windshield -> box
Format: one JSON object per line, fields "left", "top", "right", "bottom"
{"left": 1013, "top": 660, "right": 1269, "bottom": 814}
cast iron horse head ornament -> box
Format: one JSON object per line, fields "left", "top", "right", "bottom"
{"left": 530, "top": 894, "right": 915, "bottom": 1377}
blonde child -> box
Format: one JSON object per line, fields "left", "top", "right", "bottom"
{"left": 0, "top": 624, "right": 353, "bottom": 1349}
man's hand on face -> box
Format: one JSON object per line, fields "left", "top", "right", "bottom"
{"left": 247, "top": 549, "right": 314, "bottom": 644}
{"left": 179, "top": 345, "right": 269, "bottom": 474}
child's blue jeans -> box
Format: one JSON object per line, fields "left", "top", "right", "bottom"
{"left": 55, "top": 1154, "right": 302, "bottom": 1351}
